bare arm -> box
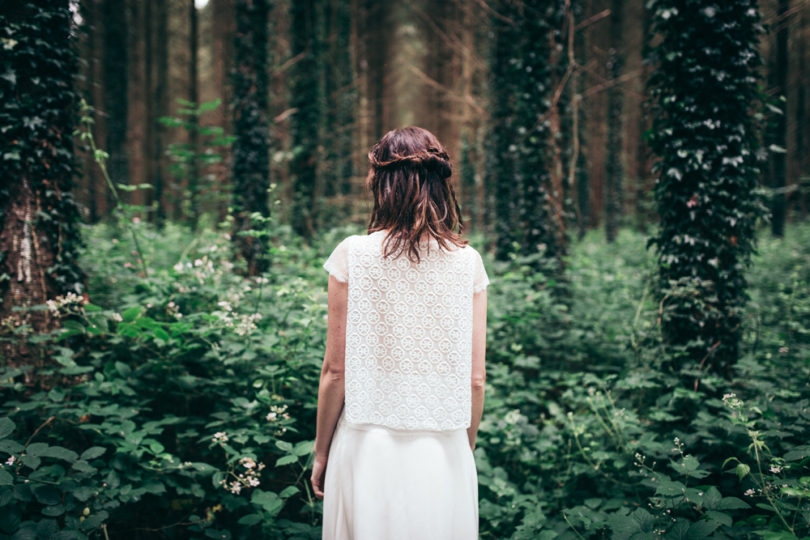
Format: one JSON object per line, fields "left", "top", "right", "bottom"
{"left": 311, "top": 275, "right": 348, "bottom": 499}
{"left": 467, "top": 288, "right": 487, "bottom": 451}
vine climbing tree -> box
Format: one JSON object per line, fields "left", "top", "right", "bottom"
{"left": 646, "top": 0, "right": 767, "bottom": 378}
{"left": 487, "top": 0, "right": 569, "bottom": 279}
{"left": 231, "top": 0, "right": 271, "bottom": 275}
{"left": 0, "top": 1, "right": 86, "bottom": 362}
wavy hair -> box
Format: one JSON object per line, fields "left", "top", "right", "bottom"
{"left": 366, "top": 126, "right": 467, "bottom": 262}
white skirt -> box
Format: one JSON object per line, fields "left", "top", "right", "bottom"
{"left": 322, "top": 408, "right": 479, "bottom": 540}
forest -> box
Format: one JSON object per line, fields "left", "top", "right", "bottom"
{"left": 1, "top": 0, "right": 809, "bottom": 538}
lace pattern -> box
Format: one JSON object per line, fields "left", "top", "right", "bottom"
{"left": 323, "top": 231, "right": 489, "bottom": 431}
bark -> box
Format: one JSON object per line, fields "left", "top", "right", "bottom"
{"left": 189, "top": 0, "right": 201, "bottom": 229}
{"left": 768, "top": 0, "right": 788, "bottom": 237}
{"left": 604, "top": 0, "right": 623, "bottom": 243}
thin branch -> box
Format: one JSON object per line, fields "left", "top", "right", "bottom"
{"left": 407, "top": 64, "right": 488, "bottom": 118}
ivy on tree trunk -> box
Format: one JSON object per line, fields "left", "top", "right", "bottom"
{"left": 646, "top": 0, "right": 767, "bottom": 378}
{"left": 231, "top": 0, "right": 271, "bottom": 275}
{"left": 0, "top": 1, "right": 86, "bottom": 362}
{"left": 487, "top": 0, "right": 569, "bottom": 279}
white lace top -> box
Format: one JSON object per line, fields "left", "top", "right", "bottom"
{"left": 323, "top": 230, "right": 489, "bottom": 431}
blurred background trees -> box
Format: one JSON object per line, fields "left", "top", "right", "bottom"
{"left": 68, "top": 0, "right": 809, "bottom": 242}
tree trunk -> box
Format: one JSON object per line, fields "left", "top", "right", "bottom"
{"left": 290, "top": 0, "right": 324, "bottom": 237}
{"left": 153, "top": 0, "right": 170, "bottom": 225}
{"left": 189, "top": 0, "right": 201, "bottom": 229}
{"left": 103, "top": 0, "right": 130, "bottom": 201}
{"left": 604, "top": 0, "right": 623, "bottom": 243}
{"left": 768, "top": 0, "right": 789, "bottom": 237}
{"left": 0, "top": 1, "right": 86, "bottom": 366}
{"left": 232, "top": 0, "right": 271, "bottom": 274}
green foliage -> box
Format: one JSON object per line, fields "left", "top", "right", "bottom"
{"left": 645, "top": 0, "right": 769, "bottom": 374}
{"left": 3, "top": 218, "right": 809, "bottom": 537}
{"left": 159, "top": 98, "right": 236, "bottom": 228}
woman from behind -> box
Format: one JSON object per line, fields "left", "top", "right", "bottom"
{"left": 311, "top": 126, "right": 489, "bottom": 539}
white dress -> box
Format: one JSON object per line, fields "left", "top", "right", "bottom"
{"left": 321, "top": 231, "right": 489, "bottom": 540}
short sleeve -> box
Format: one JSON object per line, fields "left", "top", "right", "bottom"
{"left": 323, "top": 237, "right": 350, "bottom": 282}
{"left": 472, "top": 248, "right": 489, "bottom": 293}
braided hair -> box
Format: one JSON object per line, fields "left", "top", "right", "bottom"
{"left": 366, "top": 126, "right": 467, "bottom": 263}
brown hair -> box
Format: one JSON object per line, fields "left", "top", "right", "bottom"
{"left": 366, "top": 126, "right": 467, "bottom": 262}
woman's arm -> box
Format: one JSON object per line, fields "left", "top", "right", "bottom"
{"left": 467, "top": 288, "right": 487, "bottom": 451}
{"left": 310, "top": 274, "right": 348, "bottom": 499}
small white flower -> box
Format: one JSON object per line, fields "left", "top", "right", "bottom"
{"left": 744, "top": 488, "right": 755, "bottom": 496}
{"left": 5, "top": 456, "right": 16, "bottom": 466}
{"left": 213, "top": 432, "right": 228, "bottom": 443}
{"left": 770, "top": 465, "right": 782, "bottom": 474}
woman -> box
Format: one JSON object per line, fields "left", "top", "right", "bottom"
{"left": 311, "top": 126, "right": 489, "bottom": 539}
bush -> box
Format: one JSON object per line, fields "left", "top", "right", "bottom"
{"left": 1, "top": 220, "right": 809, "bottom": 538}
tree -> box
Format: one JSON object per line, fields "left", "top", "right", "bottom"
{"left": 289, "top": 0, "right": 325, "bottom": 238}
{"left": 487, "top": 0, "right": 569, "bottom": 276}
{"left": 323, "top": 0, "right": 355, "bottom": 220}
{"left": 0, "top": 1, "right": 86, "bottom": 362}
{"left": 187, "top": 0, "right": 201, "bottom": 229}
{"left": 646, "top": 0, "right": 767, "bottom": 379}
{"left": 231, "top": 0, "right": 271, "bottom": 275}
{"left": 604, "top": 0, "right": 624, "bottom": 243}
{"left": 102, "top": 0, "right": 129, "bottom": 203}
{"left": 766, "top": 0, "right": 789, "bottom": 237}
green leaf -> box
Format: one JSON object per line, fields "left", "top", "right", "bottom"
{"left": 121, "top": 307, "right": 141, "bottom": 322}
{"left": 716, "top": 497, "right": 749, "bottom": 510}
{"left": 0, "top": 418, "right": 15, "bottom": 439}
{"left": 279, "top": 485, "right": 299, "bottom": 499}
{"left": 114, "top": 361, "right": 131, "bottom": 377}
{"left": 293, "top": 440, "right": 313, "bottom": 456}
{"left": 153, "top": 327, "right": 170, "bottom": 342}
{"left": 735, "top": 463, "right": 750, "bottom": 481}
{"left": 705, "top": 510, "right": 731, "bottom": 527}
{"left": 0, "top": 440, "right": 23, "bottom": 453}
{"left": 251, "top": 490, "right": 284, "bottom": 516}
{"left": 0, "top": 469, "right": 13, "bottom": 486}
{"left": 686, "top": 519, "right": 721, "bottom": 537}
{"left": 275, "top": 455, "right": 298, "bottom": 466}
{"left": 39, "top": 446, "right": 78, "bottom": 462}
{"left": 72, "top": 460, "right": 97, "bottom": 474}
{"left": 80, "top": 447, "right": 106, "bottom": 461}
{"left": 275, "top": 440, "right": 293, "bottom": 453}
{"left": 26, "top": 442, "right": 49, "bottom": 457}
{"left": 238, "top": 513, "right": 262, "bottom": 526}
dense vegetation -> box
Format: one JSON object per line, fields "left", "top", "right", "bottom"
{"left": 2, "top": 1, "right": 809, "bottom": 539}
{"left": 1, "top": 215, "right": 808, "bottom": 539}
